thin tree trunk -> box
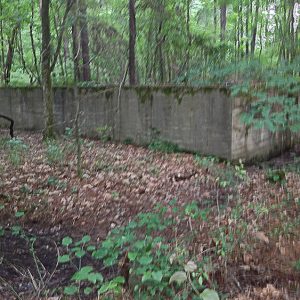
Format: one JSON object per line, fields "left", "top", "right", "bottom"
{"left": 53, "top": 12, "right": 65, "bottom": 80}
{"left": 259, "top": 15, "right": 263, "bottom": 58}
{"left": 186, "top": 0, "right": 191, "bottom": 82}
{"left": 30, "top": 0, "right": 41, "bottom": 84}
{"left": 237, "top": 4, "right": 241, "bottom": 58}
{"left": 50, "top": 0, "right": 73, "bottom": 73}
{"left": 245, "top": 1, "right": 250, "bottom": 56}
{"left": 128, "top": 0, "right": 136, "bottom": 85}
{"left": 41, "top": 0, "right": 55, "bottom": 139}
{"left": 72, "top": 0, "right": 82, "bottom": 177}
{"left": 4, "top": 24, "right": 19, "bottom": 84}
{"left": 157, "top": 21, "right": 165, "bottom": 83}
{"left": 0, "top": 0, "right": 5, "bottom": 81}
{"left": 220, "top": 4, "right": 227, "bottom": 41}
{"left": 63, "top": 36, "right": 69, "bottom": 80}
{"left": 213, "top": 0, "right": 217, "bottom": 35}
{"left": 144, "top": 20, "right": 153, "bottom": 83}
{"left": 240, "top": 1, "right": 244, "bottom": 57}
{"left": 289, "top": 0, "right": 296, "bottom": 61}
{"left": 17, "top": 30, "right": 35, "bottom": 83}
{"left": 251, "top": 0, "right": 260, "bottom": 55}
{"left": 72, "top": 12, "right": 81, "bottom": 81}
{"left": 265, "top": 0, "right": 269, "bottom": 49}
{"left": 79, "top": 0, "right": 91, "bottom": 81}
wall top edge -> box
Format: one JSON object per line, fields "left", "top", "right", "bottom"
{"left": 0, "top": 85, "right": 230, "bottom": 94}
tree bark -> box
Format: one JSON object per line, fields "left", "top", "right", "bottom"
{"left": 0, "top": 0, "right": 5, "bottom": 81}
{"left": 79, "top": 0, "right": 91, "bottom": 81}
{"left": 4, "top": 24, "right": 19, "bottom": 84}
{"left": 220, "top": 4, "right": 227, "bottom": 41}
{"left": 185, "top": 0, "right": 191, "bottom": 82}
{"left": 213, "top": 0, "right": 217, "bottom": 35}
{"left": 72, "top": 5, "right": 82, "bottom": 82}
{"left": 245, "top": 1, "right": 250, "bottom": 56}
{"left": 128, "top": 0, "right": 136, "bottom": 85}
{"left": 239, "top": 1, "right": 244, "bottom": 57}
{"left": 251, "top": 0, "right": 260, "bottom": 55}
{"left": 53, "top": 12, "right": 65, "bottom": 80}
{"left": 41, "top": 0, "right": 55, "bottom": 139}
{"left": 30, "top": 0, "right": 41, "bottom": 84}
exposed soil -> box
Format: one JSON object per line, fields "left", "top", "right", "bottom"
{"left": 1, "top": 131, "right": 300, "bottom": 299}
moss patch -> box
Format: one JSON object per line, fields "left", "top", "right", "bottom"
{"left": 123, "top": 85, "right": 229, "bottom": 104}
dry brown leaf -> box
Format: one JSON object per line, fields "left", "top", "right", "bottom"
{"left": 253, "top": 231, "right": 269, "bottom": 244}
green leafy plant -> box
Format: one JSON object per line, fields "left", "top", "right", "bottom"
{"left": 96, "top": 125, "right": 112, "bottom": 142}
{"left": 294, "top": 260, "right": 300, "bottom": 272}
{"left": 149, "top": 139, "right": 181, "bottom": 153}
{"left": 47, "top": 176, "right": 67, "bottom": 190}
{"left": 5, "top": 138, "right": 28, "bottom": 166}
{"left": 59, "top": 201, "right": 218, "bottom": 299}
{"left": 123, "top": 137, "right": 134, "bottom": 145}
{"left": 266, "top": 169, "right": 286, "bottom": 184}
{"left": 195, "top": 155, "right": 247, "bottom": 188}
{"left": 45, "top": 140, "right": 65, "bottom": 165}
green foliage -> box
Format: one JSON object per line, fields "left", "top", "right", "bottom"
{"left": 123, "top": 137, "right": 134, "bottom": 145}
{"left": 46, "top": 176, "right": 67, "bottom": 190}
{"left": 96, "top": 125, "right": 112, "bottom": 142}
{"left": 5, "top": 138, "right": 28, "bottom": 166}
{"left": 148, "top": 128, "right": 181, "bottom": 153}
{"left": 149, "top": 139, "right": 181, "bottom": 153}
{"left": 45, "top": 139, "right": 65, "bottom": 165}
{"left": 59, "top": 200, "right": 217, "bottom": 299}
{"left": 293, "top": 260, "right": 300, "bottom": 272}
{"left": 214, "top": 59, "right": 300, "bottom": 133}
{"left": 266, "top": 169, "right": 286, "bottom": 185}
{"left": 195, "top": 155, "right": 247, "bottom": 188}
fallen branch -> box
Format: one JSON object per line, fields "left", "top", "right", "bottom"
{"left": 0, "top": 114, "right": 14, "bottom": 138}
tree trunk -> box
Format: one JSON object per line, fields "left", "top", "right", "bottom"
{"left": 288, "top": 0, "right": 296, "bottom": 61}
{"left": 220, "top": 4, "right": 227, "bottom": 41}
{"left": 185, "top": 0, "right": 191, "bottom": 82}
{"left": 4, "top": 24, "right": 19, "bottom": 84}
{"left": 245, "top": 1, "right": 250, "bottom": 56}
{"left": 79, "top": 0, "right": 91, "bottom": 81}
{"left": 251, "top": 0, "right": 260, "bottom": 55}
{"left": 30, "top": 0, "right": 41, "bottom": 84}
{"left": 0, "top": 0, "right": 5, "bottom": 81}
{"left": 41, "top": 0, "right": 55, "bottom": 139}
{"left": 53, "top": 13, "right": 65, "bottom": 80}
{"left": 72, "top": 13, "right": 81, "bottom": 81}
{"left": 239, "top": 1, "right": 244, "bottom": 57}
{"left": 213, "top": 0, "right": 217, "bottom": 35}
{"left": 156, "top": 21, "right": 165, "bottom": 83}
{"left": 128, "top": 0, "right": 136, "bottom": 85}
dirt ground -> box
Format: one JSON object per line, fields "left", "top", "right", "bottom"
{"left": 1, "top": 131, "right": 300, "bottom": 299}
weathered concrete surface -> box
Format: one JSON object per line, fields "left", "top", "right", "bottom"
{"left": 231, "top": 98, "right": 290, "bottom": 161}
{"left": 0, "top": 86, "right": 294, "bottom": 160}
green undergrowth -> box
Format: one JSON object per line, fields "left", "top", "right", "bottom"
{"left": 195, "top": 155, "right": 247, "bottom": 188}
{"left": 59, "top": 200, "right": 219, "bottom": 299}
{"left": 0, "top": 201, "right": 221, "bottom": 300}
{"left": 0, "top": 137, "right": 28, "bottom": 166}
{"left": 148, "top": 139, "right": 181, "bottom": 153}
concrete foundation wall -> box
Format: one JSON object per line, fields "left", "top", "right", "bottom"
{"left": 231, "top": 98, "right": 290, "bottom": 161}
{"left": 0, "top": 86, "right": 292, "bottom": 160}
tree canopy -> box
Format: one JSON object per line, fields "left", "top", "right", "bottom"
{"left": 0, "top": 0, "right": 298, "bottom": 86}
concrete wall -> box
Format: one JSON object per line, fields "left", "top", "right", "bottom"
{"left": 0, "top": 86, "right": 293, "bottom": 160}
{"left": 231, "top": 98, "right": 290, "bottom": 161}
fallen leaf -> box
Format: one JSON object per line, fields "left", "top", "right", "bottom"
{"left": 254, "top": 231, "right": 269, "bottom": 244}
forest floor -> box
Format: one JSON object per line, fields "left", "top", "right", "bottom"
{"left": 1, "top": 131, "right": 300, "bottom": 299}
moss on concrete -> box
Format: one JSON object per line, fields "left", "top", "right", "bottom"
{"left": 122, "top": 85, "right": 230, "bottom": 104}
